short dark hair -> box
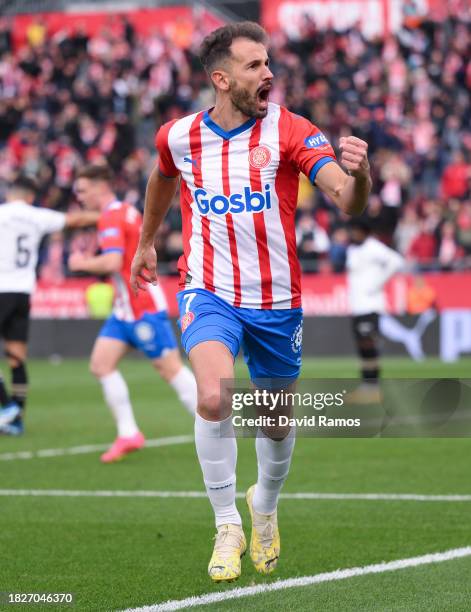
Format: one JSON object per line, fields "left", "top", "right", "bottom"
{"left": 10, "top": 175, "right": 38, "bottom": 196}
{"left": 199, "top": 22, "right": 268, "bottom": 74}
{"left": 348, "top": 218, "right": 371, "bottom": 234}
{"left": 76, "top": 164, "right": 114, "bottom": 184}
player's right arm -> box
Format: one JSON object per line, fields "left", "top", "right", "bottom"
{"left": 64, "top": 210, "right": 100, "bottom": 228}
{"left": 33, "top": 207, "right": 99, "bottom": 236}
{"left": 130, "top": 165, "right": 179, "bottom": 293}
{"left": 131, "top": 120, "right": 180, "bottom": 293}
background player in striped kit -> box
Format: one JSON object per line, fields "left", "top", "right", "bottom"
{"left": 131, "top": 22, "right": 371, "bottom": 581}
{"left": 69, "top": 165, "right": 196, "bottom": 463}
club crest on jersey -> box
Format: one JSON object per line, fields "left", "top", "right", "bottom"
{"left": 304, "top": 132, "right": 330, "bottom": 149}
{"left": 181, "top": 311, "right": 195, "bottom": 332}
{"left": 249, "top": 145, "right": 271, "bottom": 169}
{"left": 135, "top": 321, "right": 155, "bottom": 343}
{"left": 194, "top": 185, "right": 271, "bottom": 216}
{"left": 291, "top": 323, "right": 303, "bottom": 353}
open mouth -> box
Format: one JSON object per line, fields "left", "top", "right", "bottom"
{"left": 257, "top": 84, "right": 271, "bottom": 106}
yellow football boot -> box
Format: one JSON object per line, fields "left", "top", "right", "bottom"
{"left": 345, "top": 384, "right": 383, "bottom": 405}
{"left": 246, "top": 485, "right": 280, "bottom": 574}
{"left": 208, "top": 524, "right": 246, "bottom": 582}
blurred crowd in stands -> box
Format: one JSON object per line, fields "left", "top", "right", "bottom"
{"left": 0, "top": 5, "right": 470, "bottom": 278}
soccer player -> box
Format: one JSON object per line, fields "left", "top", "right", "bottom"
{"left": 346, "top": 219, "right": 404, "bottom": 402}
{"left": 0, "top": 175, "right": 100, "bottom": 435}
{"left": 68, "top": 165, "right": 196, "bottom": 463}
{"left": 130, "top": 22, "right": 371, "bottom": 582}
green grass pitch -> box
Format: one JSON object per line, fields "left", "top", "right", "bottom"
{"left": 0, "top": 357, "right": 470, "bottom": 611}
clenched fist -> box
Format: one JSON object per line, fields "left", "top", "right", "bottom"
{"left": 339, "top": 136, "right": 370, "bottom": 178}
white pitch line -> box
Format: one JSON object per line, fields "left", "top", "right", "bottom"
{"left": 122, "top": 546, "right": 471, "bottom": 612}
{"left": 281, "top": 492, "right": 471, "bottom": 502}
{"left": 0, "top": 435, "right": 193, "bottom": 461}
{"left": 0, "top": 490, "right": 470, "bottom": 502}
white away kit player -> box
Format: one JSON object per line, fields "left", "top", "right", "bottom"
{"left": 0, "top": 175, "right": 99, "bottom": 434}
{"left": 347, "top": 219, "right": 404, "bottom": 402}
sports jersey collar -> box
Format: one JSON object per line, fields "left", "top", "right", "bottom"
{"left": 203, "top": 110, "right": 256, "bottom": 140}
{"left": 103, "top": 199, "right": 121, "bottom": 211}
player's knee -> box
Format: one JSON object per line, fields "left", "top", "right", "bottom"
{"left": 89, "top": 358, "right": 111, "bottom": 379}
{"left": 262, "top": 424, "right": 292, "bottom": 441}
{"left": 8, "top": 357, "right": 22, "bottom": 369}
{"left": 89, "top": 359, "right": 101, "bottom": 378}
{"left": 153, "top": 351, "right": 181, "bottom": 382}
{"left": 197, "top": 388, "right": 227, "bottom": 420}
{"left": 5, "top": 350, "right": 24, "bottom": 369}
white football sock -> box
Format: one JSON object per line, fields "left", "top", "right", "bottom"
{"left": 100, "top": 371, "right": 139, "bottom": 438}
{"left": 195, "top": 413, "right": 241, "bottom": 528}
{"left": 253, "top": 428, "right": 296, "bottom": 515}
{"left": 169, "top": 366, "right": 197, "bottom": 415}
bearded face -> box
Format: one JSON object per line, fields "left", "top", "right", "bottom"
{"left": 229, "top": 78, "right": 271, "bottom": 119}
{"left": 209, "top": 39, "right": 273, "bottom": 120}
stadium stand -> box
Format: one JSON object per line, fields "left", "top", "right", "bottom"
{"left": 0, "top": 7, "right": 470, "bottom": 275}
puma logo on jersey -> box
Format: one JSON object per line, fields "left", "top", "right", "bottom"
{"left": 184, "top": 156, "right": 200, "bottom": 168}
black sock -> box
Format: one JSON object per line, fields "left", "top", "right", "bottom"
{"left": 11, "top": 363, "right": 28, "bottom": 411}
{"left": 0, "top": 373, "right": 11, "bottom": 405}
{"left": 362, "top": 368, "right": 379, "bottom": 384}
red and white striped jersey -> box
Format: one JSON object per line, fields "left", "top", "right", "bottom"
{"left": 156, "top": 103, "right": 337, "bottom": 309}
{"left": 98, "top": 200, "right": 168, "bottom": 321}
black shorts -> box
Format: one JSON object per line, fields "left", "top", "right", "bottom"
{"left": 352, "top": 312, "right": 379, "bottom": 341}
{"left": 0, "top": 293, "right": 30, "bottom": 342}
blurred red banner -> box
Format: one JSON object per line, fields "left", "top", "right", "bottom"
{"left": 261, "top": 0, "right": 450, "bottom": 39}
{"left": 11, "top": 6, "right": 222, "bottom": 51}
{"left": 31, "top": 273, "right": 471, "bottom": 319}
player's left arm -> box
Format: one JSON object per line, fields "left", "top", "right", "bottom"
{"left": 36, "top": 208, "right": 99, "bottom": 236}
{"left": 379, "top": 245, "right": 405, "bottom": 284}
{"left": 315, "top": 136, "right": 372, "bottom": 216}
{"left": 68, "top": 251, "right": 123, "bottom": 275}
{"left": 368, "top": 243, "right": 405, "bottom": 293}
